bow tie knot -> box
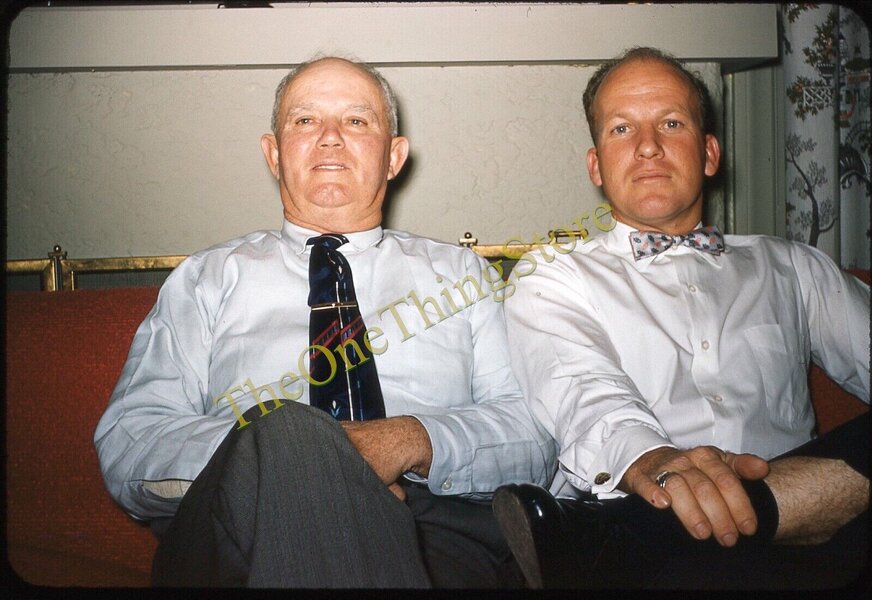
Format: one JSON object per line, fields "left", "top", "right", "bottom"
{"left": 629, "top": 226, "right": 725, "bottom": 261}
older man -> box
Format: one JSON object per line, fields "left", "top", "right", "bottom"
{"left": 95, "top": 56, "right": 556, "bottom": 588}
{"left": 497, "top": 47, "right": 869, "bottom": 589}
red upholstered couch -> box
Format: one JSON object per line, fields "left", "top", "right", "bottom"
{"left": 4, "top": 271, "right": 870, "bottom": 587}
{"left": 5, "top": 287, "right": 160, "bottom": 587}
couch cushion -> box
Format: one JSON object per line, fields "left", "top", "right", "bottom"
{"left": 809, "top": 269, "right": 871, "bottom": 434}
{"left": 5, "top": 287, "right": 160, "bottom": 586}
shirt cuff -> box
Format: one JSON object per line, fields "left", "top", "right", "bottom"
{"left": 142, "top": 479, "right": 192, "bottom": 499}
{"left": 586, "top": 424, "right": 674, "bottom": 497}
{"left": 405, "top": 414, "right": 469, "bottom": 495}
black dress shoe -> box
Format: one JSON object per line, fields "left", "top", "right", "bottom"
{"left": 492, "top": 483, "right": 613, "bottom": 588}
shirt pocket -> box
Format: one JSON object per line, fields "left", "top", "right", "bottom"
{"left": 743, "top": 324, "right": 809, "bottom": 429}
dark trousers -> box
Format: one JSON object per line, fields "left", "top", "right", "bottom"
{"left": 151, "top": 401, "right": 522, "bottom": 588}
{"left": 405, "top": 486, "right": 524, "bottom": 588}
{"left": 587, "top": 413, "right": 870, "bottom": 590}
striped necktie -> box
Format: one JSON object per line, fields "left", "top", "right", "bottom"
{"left": 307, "top": 234, "right": 386, "bottom": 421}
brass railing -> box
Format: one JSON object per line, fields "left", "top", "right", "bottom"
{"left": 5, "top": 230, "right": 587, "bottom": 291}
{"left": 5, "top": 245, "right": 187, "bottom": 292}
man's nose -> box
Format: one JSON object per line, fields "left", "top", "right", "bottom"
{"left": 635, "top": 127, "right": 664, "bottom": 159}
{"left": 318, "top": 120, "right": 344, "bottom": 148}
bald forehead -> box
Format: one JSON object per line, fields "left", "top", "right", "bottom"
{"left": 595, "top": 57, "right": 703, "bottom": 126}
{"left": 277, "top": 58, "right": 389, "bottom": 126}
{"left": 604, "top": 57, "right": 694, "bottom": 96}
{"left": 296, "top": 57, "right": 373, "bottom": 80}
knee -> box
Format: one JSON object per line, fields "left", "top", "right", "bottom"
{"left": 234, "top": 399, "right": 345, "bottom": 444}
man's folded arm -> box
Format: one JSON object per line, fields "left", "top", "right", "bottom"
{"left": 504, "top": 258, "right": 675, "bottom": 497}
{"left": 94, "top": 257, "right": 232, "bottom": 519}
{"left": 412, "top": 395, "right": 558, "bottom": 497}
{"left": 410, "top": 253, "right": 559, "bottom": 496}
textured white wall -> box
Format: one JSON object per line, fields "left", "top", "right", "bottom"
{"left": 7, "top": 3, "right": 765, "bottom": 259}
{"left": 8, "top": 69, "right": 283, "bottom": 257}
{"left": 7, "top": 62, "right": 721, "bottom": 258}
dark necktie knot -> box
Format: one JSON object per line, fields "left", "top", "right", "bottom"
{"left": 629, "top": 226, "right": 725, "bottom": 261}
{"left": 307, "top": 233, "right": 348, "bottom": 252}
{"left": 307, "top": 234, "right": 355, "bottom": 306}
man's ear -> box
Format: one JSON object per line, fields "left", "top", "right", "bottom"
{"left": 704, "top": 134, "right": 721, "bottom": 177}
{"left": 586, "top": 147, "right": 603, "bottom": 187}
{"left": 260, "top": 133, "right": 280, "bottom": 179}
{"left": 387, "top": 136, "right": 410, "bottom": 181}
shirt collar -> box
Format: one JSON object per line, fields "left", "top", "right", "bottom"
{"left": 602, "top": 220, "right": 640, "bottom": 256}
{"left": 281, "top": 220, "right": 384, "bottom": 255}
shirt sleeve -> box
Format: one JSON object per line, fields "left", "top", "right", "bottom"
{"left": 410, "top": 253, "right": 558, "bottom": 497}
{"left": 93, "top": 255, "right": 236, "bottom": 519}
{"left": 504, "top": 253, "right": 674, "bottom": 497}
{"left": 794, "top": 244, "right": 870, "bottom": 402}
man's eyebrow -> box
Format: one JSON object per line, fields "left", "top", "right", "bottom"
{"left": 346, "top": 104, "right": 379, "bottom": 116}
{"left": 285, "top": 103, "right": 379, "bottom": 118}
{"left": 285, "top": 104, "right": 314, "bottom": 117}
{"left": 602, "top": 105, "right": 695, "bottom": 120}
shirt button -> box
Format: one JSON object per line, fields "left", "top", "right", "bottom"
{"left": 701, "top": 340, "right": 710, "bottom": 350}
{"left": 712, "top": 394, "right": 723, "bottom": 403}
{"left": 594, "top": 472, "right": 611, "bottom": 485}
{"left": 688, "top": 284, "right": 697, "bottom": 293}
{"left": 441, "top": 478, "right": 452, "bottom": 491}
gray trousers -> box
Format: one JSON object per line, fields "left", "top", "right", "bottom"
{"left": 151, "top": 401, "right": 522, "bottom": 588}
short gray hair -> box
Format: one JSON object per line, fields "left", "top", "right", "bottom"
{"left": 270, "top": 55, "right": 399, "bottom": 137}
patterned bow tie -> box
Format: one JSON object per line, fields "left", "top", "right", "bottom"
{"left": 629, "top": 226, "right": 725, "bottom": 261}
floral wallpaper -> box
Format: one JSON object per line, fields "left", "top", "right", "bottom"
{"left": 783, "top": 3, "right": 870, "bottom": 268}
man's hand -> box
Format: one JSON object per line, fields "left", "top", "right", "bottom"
{"left": 341, "top": 416, "right": 433, "bottom": 501}
{"left": 619, "top": 446, "right": 770, "bottom": 546}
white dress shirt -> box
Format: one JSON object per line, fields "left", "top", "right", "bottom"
{"left": 505, "top": 221, "right": 869, "bottom": 499}
{"left": 95, "top": 221, "right": 557, "bottom": 519}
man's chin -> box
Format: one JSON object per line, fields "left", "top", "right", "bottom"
{"left": 309, "top": 183, "right": 353, "bottom": 204}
